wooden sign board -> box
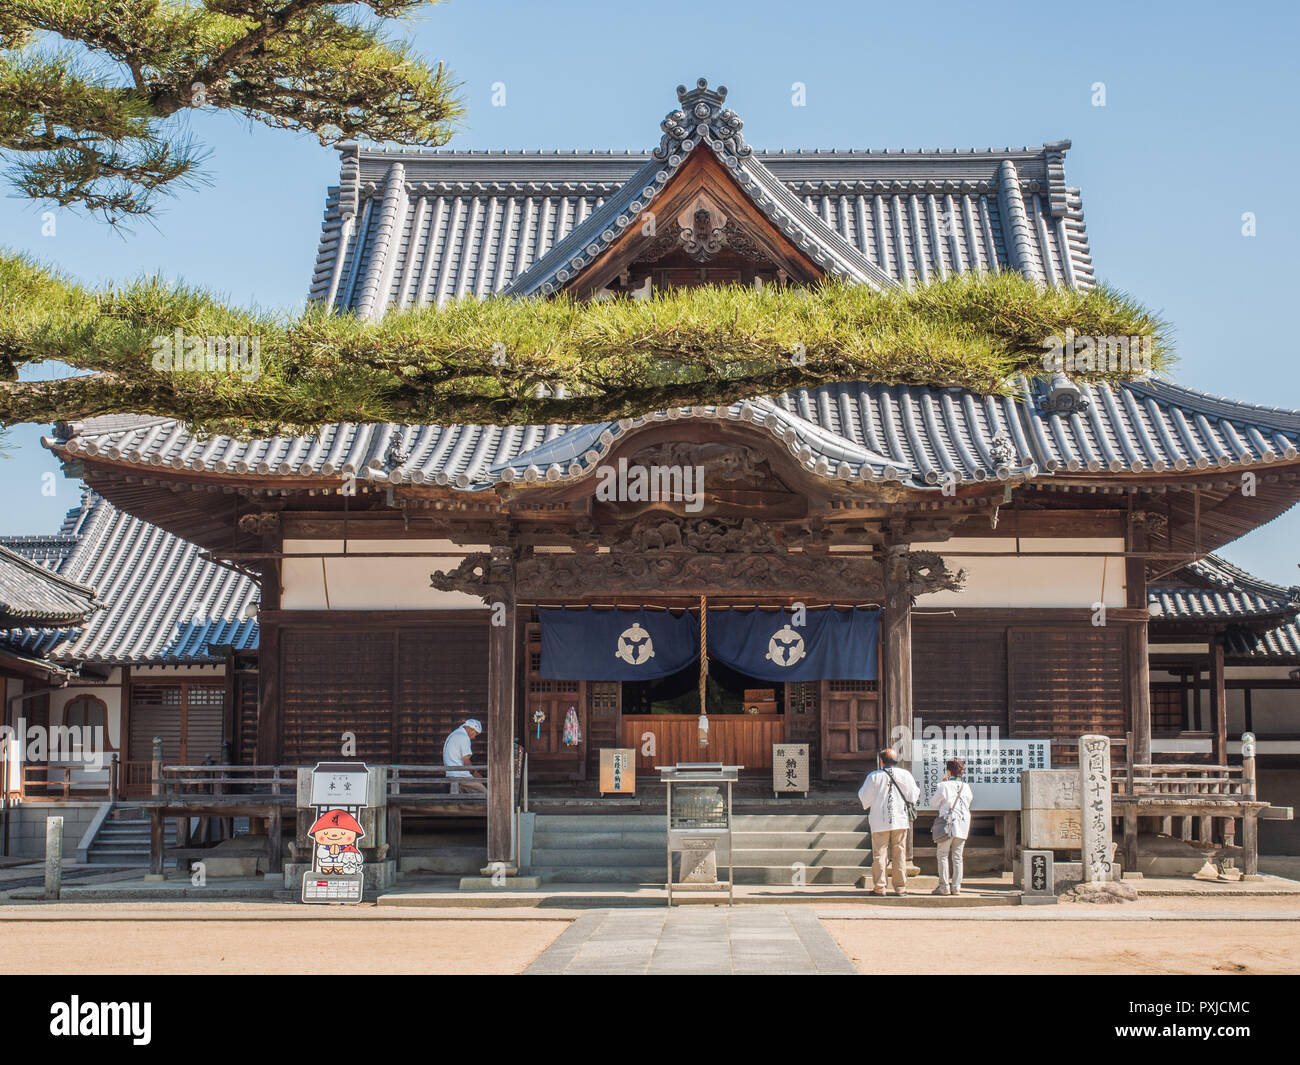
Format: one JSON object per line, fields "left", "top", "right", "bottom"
{"left": 600, "top": 748, "right": 636, "bottom": 795}
{"left": 772, "top": 743, "right": 809, "bottom": 796}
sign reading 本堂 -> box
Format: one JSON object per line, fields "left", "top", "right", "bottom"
{"left": 301, "top": 762, "right": 370, "bottom": 905}
{"left": 772, "top": 744, "right": 809, "bottom": 796}
{"left": 913, "top": 739, "right": 1050, "bottom": 810}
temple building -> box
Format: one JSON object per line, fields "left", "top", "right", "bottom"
{"left": 6, "top": 79, "right": 1300, "bottom": 876}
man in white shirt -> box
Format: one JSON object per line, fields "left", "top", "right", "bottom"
{"left": 857, "top": 747, "right": 921, "bottom": 895}
{"left": 442, "top": 718, "right": 485, "bottom": 793}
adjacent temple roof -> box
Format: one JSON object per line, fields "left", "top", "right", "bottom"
{"left": 0, "top": 543, "right": 99, "bottom": 627}
{"left": 1149, "top": 554, "right": 1300, "bottom": 660}
{"left": 43, "top": 78, "right": 1300, "bottom": 525}
{"left": 0, "top": 490, "right": 259, "bottom": 665}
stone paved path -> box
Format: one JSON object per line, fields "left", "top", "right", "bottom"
{"left": 525, "top": 907, "right": 857, "bottom": 975}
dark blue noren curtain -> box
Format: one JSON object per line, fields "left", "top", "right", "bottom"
{"left": 705, "top": 607, "right": 880, "bottom": 682}
{"left": 539, "top": 607, "right": 700, "bottom": 681}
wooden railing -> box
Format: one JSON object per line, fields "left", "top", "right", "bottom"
{"left": 1124, "top": 763, "right": 1250, "bottom": 800}
{"left": 19, "top": 756, "right": 117, "bottom": 801}
{"left": 387, "top": 763, "right": 489, "bottom": 801}
{"left": 622, "top": 714, "right": 784, "bottom": 770}
{"left": 156, "top": 764, "right": 297, "bottom": 799}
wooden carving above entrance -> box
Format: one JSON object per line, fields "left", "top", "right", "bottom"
{"left": 602, "top": 515, "right": 830, "bottom": 554}
{"left": 431, "top": 541, "right": 964, "bottom": 602}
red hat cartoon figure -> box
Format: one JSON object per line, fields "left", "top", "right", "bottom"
{"left": 309, "top": 809, "right": 365, "bottom": 875}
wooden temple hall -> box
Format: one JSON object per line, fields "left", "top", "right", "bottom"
{"left": 10, "top": 78, "right": 1300, "bottom": 881}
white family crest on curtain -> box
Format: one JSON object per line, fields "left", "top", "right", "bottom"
{"left": 615, "top": 622, "right": 655, "bottom": 666}
{"left": 539, "top": 606, "right": 699, "bottom": 680}
{"left": 765, "top": 625, "right": 807, "bottom": 667}
{"left": 707, "top": 607, "right": 880, "bottom": 682}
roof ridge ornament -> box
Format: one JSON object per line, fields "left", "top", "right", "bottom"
{"left": 654, "top": 78, "right": 752, "bottom": 162}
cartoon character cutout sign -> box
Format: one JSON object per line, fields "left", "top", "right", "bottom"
{"left": 308, "top": 808, "right": 365, "bottom": 875}
{"left": 301, "top": 761, "right": 371, "bottom": 903}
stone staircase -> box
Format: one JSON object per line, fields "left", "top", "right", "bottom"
{"left": 526, "top": 812, "right": 878, "bottom": 885}
{"left": 86, "top": 807, "right": 176, "bottom": 865}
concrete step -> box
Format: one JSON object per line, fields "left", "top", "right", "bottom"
{"left": 735, "top": 866, "right": 869, "bottom": 885}
{"left": 531, "top": 814, "right": 663, "bottom": 832}
{"left": 731, "top": 814, "right": 872, "bottom": 831}
{"left": 531, "top": 847, "right": 665, "bottom": 867}
{"left": 534, "top": 866, "right": 666, "bottom": 884}
{"left": 731, "top": 830, "right": 873, "bottom": 848}
{"left": 532, "top": 832, "right": 666, "bottom": 850}
{"left": 731, "top": 847, "right": 873, "bottom": 867}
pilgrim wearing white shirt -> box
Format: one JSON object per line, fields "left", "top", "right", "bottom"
{"left": 857, "top": 748, "right": 921, "bottom": 895}
{"left": 442, "top": 719, "right": 485, "bottom": 793}
{"left": 930, "top": 758, "right": 973, "bottom": 895}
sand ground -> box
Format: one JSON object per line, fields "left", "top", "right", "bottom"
{"left": 4, "top": 896, "right": 1300, "bottom": 975}
{"left": 823, "top": 917, "right": 1300, "bottom": 975}
{"left": 0, "top": 909, "right": 567, "bottom": 974}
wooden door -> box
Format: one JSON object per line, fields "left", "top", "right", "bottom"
{"left": 126, "top": 681, "right": 225, "bottom": 794}
{"left": 525, "top": 623, "right": 586, "bottom": 781}
{"left": 819, "top": 680, "right": 880, "bottom": 782}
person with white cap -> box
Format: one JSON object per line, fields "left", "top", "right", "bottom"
{"left": 443, "top": 719, "right": 485, "bottom": 793}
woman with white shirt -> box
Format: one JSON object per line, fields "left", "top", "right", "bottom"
{"left": 930, "top": 758, "right": 973, "bottom": 896}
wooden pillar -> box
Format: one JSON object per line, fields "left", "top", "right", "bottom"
{"left": 255, "top": 529, "right": 282, "bottom": 767}
{"left": 485, "top": 551, "right": 517, "bottom": 867}
{"left": 1126, "top": 519, "right": 1151, "bottom": 766}
{"left": 882, "top": 544, "right": 912, "bottom": 753}
{"left": 1210, "top": 637, "right": 1227, "bottom": 767}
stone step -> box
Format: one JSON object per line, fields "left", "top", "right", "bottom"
{"left": 731, "top": 847, "right": 873, "bottom": 867}
{"left": 531, "top": 847, "right": 665, "bottom": 868}
{"left": 532, "top": 831, "right": 666, "bottom": 849}
{"left": 531, "top": 814, "right": 663, "bottom": 832}
{"left": 731, "top": 830, "right": 873, "bottom": 848}
{"left": 534, "top": 866, "right": 666, "bottom": 884}
{"left": 734, "top": 866, "right": 869, "bottom": 885}
{"left": 731, "top": 814, "right": 872, "bottom": 831}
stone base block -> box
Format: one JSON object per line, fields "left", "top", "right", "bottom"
{"left": 458, "top": 875, "right": 543, "bottom": 891}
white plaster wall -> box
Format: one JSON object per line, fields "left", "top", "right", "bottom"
{"left": 911, "top": 537, "right": 1127, "bottom": 609}
{"left": 48, "top": 667, "right": 123, "bottom": 752}
{"left": 280, "top": 539, "right": 488, "bottom": 610}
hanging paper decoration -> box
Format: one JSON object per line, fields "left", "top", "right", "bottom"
{"left": 697, "top": 713, "right": 710, "bottom": 748}
{"left": 532, "top": 707, "right": 546, "bottom": 739}
{"left": 562, "top": 705, "right": 582, "bottom": 747}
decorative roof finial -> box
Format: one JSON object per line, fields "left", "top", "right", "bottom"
{"left": 654, "top": 77, "right": 751, "bottom": 163}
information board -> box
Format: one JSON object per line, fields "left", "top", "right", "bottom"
{"left": 912, "top": 739, "right": 1050, "bottom": 810}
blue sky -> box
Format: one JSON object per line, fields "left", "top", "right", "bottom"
{"left": 2, "top": 0, "right": 1298, "bottom": 585}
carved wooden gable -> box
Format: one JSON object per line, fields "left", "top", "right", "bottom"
{"left": 567, "top": 147, "right": 825, "bottom": 297}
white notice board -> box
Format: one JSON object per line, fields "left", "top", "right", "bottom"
{"left": 912, "top": 739, "right": 1051, "bottom": 810}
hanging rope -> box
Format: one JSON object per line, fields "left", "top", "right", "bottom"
{"left": 698, "top": 594, "right": 709, "bottom": 748}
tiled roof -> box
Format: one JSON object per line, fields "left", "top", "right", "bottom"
{"left": 1, "top": 491, "right": 259, "bottom": 664}
{"left": 309, "top": 80, "right": 1089, "bottom": 315}
{"left": 54, "top": 373, "right": 1300, "bottom": 493}
{"left": 1149, "top": 554, "right": 1300, "bottom": 660}
{"left": 0, "top": 543, "right": 100, "bottom": 626}
{"left": 45, "top": 78, "right": 1300, "bottom": 502}
{"left": 1149, "top": 554, "right": 1300, "bottom": 624}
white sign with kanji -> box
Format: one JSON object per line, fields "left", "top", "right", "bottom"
{"left": 913, "top": 739, "right": 1050, "bottom": 810}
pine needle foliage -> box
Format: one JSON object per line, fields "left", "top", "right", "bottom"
{"left": 0, "top": 0, "right": 462, "bottom": 221}
{"left": 0, "top": 251, "right": 1173, "bottom": 433}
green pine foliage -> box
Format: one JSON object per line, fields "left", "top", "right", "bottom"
{"left": 0, "top": 251, "right": 1172, "bottom": 433}
{"left": 0, "top": 0, "right": 462, "bottom": 221}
